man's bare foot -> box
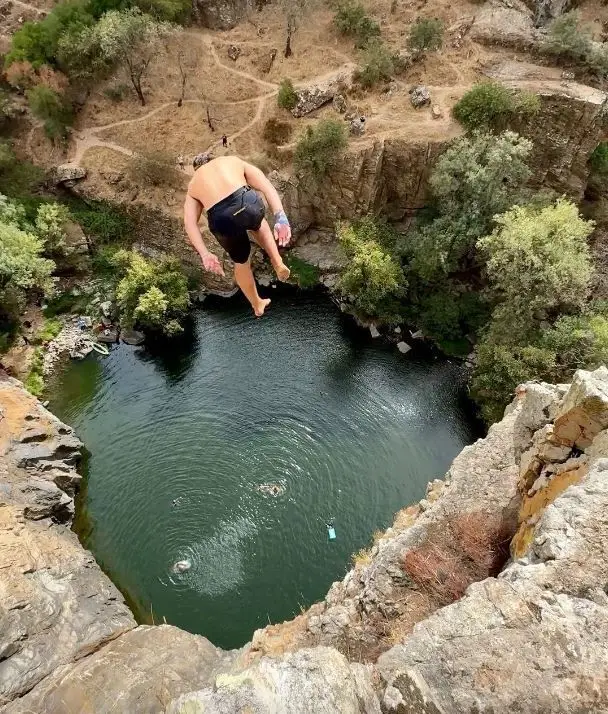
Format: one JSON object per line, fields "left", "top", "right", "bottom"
{"left": 273, "top": 262, "right": 291, "bottom": 282}
{"left": 254, "top": 298, "right": 271, "bottom": 317}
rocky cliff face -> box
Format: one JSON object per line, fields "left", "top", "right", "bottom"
{"left": 192, "top": 0, "right": 252, "bottom": 30}
{"left": 2, "top": 368, "right": 608, "bottom": 712}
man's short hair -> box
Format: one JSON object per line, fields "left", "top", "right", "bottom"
{"left": 193, "top": 152, "right": 213, "bottom": 169}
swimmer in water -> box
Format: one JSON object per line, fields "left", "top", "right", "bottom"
{"left": 172, "top": 559, "right": 191, "bottom": 573}
{"left": 184, "top": 154, "right": 292, "bottom": 317}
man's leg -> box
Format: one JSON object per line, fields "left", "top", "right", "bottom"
{"left": 233, "top": 259, "right": 271, "bottom": 317}
{"left": 251, "top": 219, "right": 291, "bottom": 282}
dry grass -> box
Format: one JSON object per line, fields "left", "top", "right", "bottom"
{"left": 401, "top": 512, "right": 512, "bottom": 607}
{"left": 351, "top": 547, "right": 373, "bottom": 567}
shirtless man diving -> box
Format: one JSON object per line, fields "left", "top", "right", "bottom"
{"left": 184, "top": 153, "right": 292, "bottom": 317}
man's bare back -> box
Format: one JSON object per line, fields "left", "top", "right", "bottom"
{"left": 187, "top": 155, "right": 250, "bottom": 210}
{"left": 183, "top": 154, "right": 292, "bottom": 317}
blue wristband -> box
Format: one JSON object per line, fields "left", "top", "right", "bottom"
{"left": 275, "top": 210, "right": 289, "bottom": 226}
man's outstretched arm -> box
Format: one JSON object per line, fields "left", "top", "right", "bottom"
{"left": 243, "top": 161, "right": 291, "bottom": 247}
{"left": 183, "top": 194, "right": 224, "bottom": 275}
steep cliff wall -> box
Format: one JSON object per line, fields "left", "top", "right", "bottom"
{"left": 2, "top": 365, "right": 608, "bottom": 712}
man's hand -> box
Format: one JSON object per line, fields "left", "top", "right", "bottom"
{"left": 201, "top": 251, "right": 224, "bottom": 276}
{"left": 274, "top": 210, "right": 291, "bottom": 247}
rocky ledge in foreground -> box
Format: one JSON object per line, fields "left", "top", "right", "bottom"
{"left": 1, "top": 368, "right": 608, "bottom": 713}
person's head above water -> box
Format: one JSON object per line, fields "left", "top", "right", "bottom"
{"left": 192, "top": 152, "right": 213, "bottom": 170}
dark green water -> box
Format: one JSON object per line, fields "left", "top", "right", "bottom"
{"left": 48, "top": 291, "right": 481, "bottom": 649}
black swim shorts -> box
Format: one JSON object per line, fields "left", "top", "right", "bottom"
{"left": 207, "top": 186, "right": 265, "bottom": 264}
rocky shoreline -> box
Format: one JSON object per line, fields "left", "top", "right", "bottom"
{"left": 1, "top": 365, "right": 607, "bottom": 712}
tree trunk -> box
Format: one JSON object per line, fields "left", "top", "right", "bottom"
{"left": 206, "top": 107, "right": 215, "bottom": 131}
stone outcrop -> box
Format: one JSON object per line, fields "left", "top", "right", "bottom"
{"left": 291, "top": 66, "right": 355, "bottom": 118}
{"left": 2, "top": 366, "right": 608, "bottom": 712}
{"left": 470, "top": 0, "right": 542, "bottom": 51}
{"left": 192, "top": 0, "right": 251, "bottom": 30}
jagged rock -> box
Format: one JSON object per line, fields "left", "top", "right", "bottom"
{"left": 370, "top": 324, "right": 380, "bottom": 339}
{"left": 431, "top": 104, "right": 442, "bottom": 119}
{"left": 21, "top": 476, "right": 73, "bottom": 521}
{"left": 192, "top": 0, "right": 251, "bottom": 29}
{"left": 166, "top": 648, "right": 381, "bottom": 714}
{"left": 3, "top": 626, "right": 225, "bottom": 714}
{"left": 350, "top": 117, "right": 366, "bottom": 136}
{"left": 51, "top": 164, "right": 86, "bottom": 186}
{"left": 227, "top": 44, "right": 241, "bottom": 61}
{"left": 121, "top": 329, "right": 145, "bottom": 346}
{"left": 553, "top": 367, "right": 608, "bottom": 448}
{"left": 409, "top": 85, "right": 431, "bottom": 108}
{"left": 99, "top": 300, "right": 112, "bottom": 318}
{"left": 377, "top": 458, "right": 608, "bottom": 713}
{"left": 529, "top": 0, "right": 572, "bottom": 25}
{"left": 97, "top": 328, "right": 118, "bottom": 343}
{"left": 396, "top": 341, "right": 411, "bottom": 354}
{"left": 470, "top": 0, "right": 541, "bottom": 51}
{"left": 333, "top": 93, "right": 347, "bottom": 113}
{"left": 291, "top": 68, "right": 354, "bottom": 118}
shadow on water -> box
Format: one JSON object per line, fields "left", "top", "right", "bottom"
{"left": 133, "top": 315, "right": 199, "bottom": 385}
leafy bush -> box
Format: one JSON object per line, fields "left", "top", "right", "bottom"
{"left": 471, "top": 342, "right": 556, "bottom": 423}
{"left": 355, "top": 38, "right": 395, "bottom": 88}
{"left": 129, "top": 151, "right": 177, "bottom": 186}
{"left": 26, "top": 85, "right": 72, "bottom": 140}
{"left": 452, "top": 82, "right": 540, "bottom": 132}
{"left": 25, "top": 348, "right": 45, "bottom": 396}
{"left": 544, "top": 11, "right": 592, "bottom": 62}
{"left": 0, "top": 142, "right": 44, "bottom": 198}
{"left": 294, "top": 119, "right": 348, "bottom": 180}
{"left": 334, "top": 2, "right": 380, "bottom": 48}
{"left": 114, "top": 250, "right": 190, "bottom": 335}
{"left": 407, "top": 18, "right": 443, "bottom": 52}
{"left": 277, "top": 78, "right": 298, "bottom": 110}
{"left": 67, "top": 197, "right": 133, "bottom": 243}
{"left": 285, "top": 255, "right": 320, "bottom": 288}
{"left": 35, "top": 202, "right": 72, "bottom": 252}
{"left": 32, "top": 317, "right": 62, "bottom": 344}
{"left": 262, "top": 117, "right": 292, "bottom": 146}
{"left": 337, "top": 218, "right": 406, "bottom": 320}
{"left": 5, "top": 0, "right": 95, "bottom": 69}
{"left": 589, "top": 141, "right": 608, "bottom": 174}
{"left": 478, "top": 199, "right": 594, "bottom": 338}
{"left": 407, "top": 131, "right": 532, "bottom": 278}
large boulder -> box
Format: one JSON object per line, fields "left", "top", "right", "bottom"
{"left": 166, "top": 647, "right": 381, "bottom": 714}
{"left": 526, "top": 0, "right": 573, "bottom": 25}
{"left": 192, "top": 0, "right": 251, "bottom": 30}
{"left": 3, "top": 625, "right": 226, "bottom": 714}
{"left": 291, "top": 66, "right": 355, "bottom": 118}
{"left": 51, "top": 164, "right": 86, "bottom": 186}
{"left": 470, "top": 0, "right": 542, "bottom": 51}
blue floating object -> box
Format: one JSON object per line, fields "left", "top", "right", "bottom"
{"left": 327, "top": 526, "right": 336, "bottom": 540}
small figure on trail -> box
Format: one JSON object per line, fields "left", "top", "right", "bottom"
{"left": 222, "top": 134, "right": 228, "bottom": 148}
{"left": 184, "top": 154, "right": 292, "bottom": 317}
{"left": 176, "top": 154, "right": 185, "bottom": 170}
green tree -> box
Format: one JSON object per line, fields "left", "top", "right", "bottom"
{"left": 334, "top": 2, "right": 380, "bottom": 48}
{"left": 544, "top": 11, "right": 592, "bottom": 62}
{"left": 337, "top": 218, "right": 406, "bottom": 320}
{"left": 589, "top": 141, "right": 608, "bottom": 174}
{"left": 59, "top": 9, "right": 173, "bottom": 105}
{"left": 407, "top": 18, "right": 443, "bottom": 52}
{"left": 5, "top": 0, "right": 94, "bottom": 68}
{"left": 26, "top": 85, "right": 72, "bottom": 140}
{"left": 471, "top": 342, "right": 556, "bottom": 423}
{"left": 355, "top": 38, "right": 395, "bottom": 88}
{"left": 294, "top": 119, "right": 348, "bottom": 179}
{"left": 452, "top": 82, "right": 540, "bottom": 132}
{"left": 407, "top": 131, "right": 532, "bottom": 278}
{"left": 114, "top": 250, "right": 189, "bottom": 335}
{"left": 35, "top": 202, "right": 72, "bottom": 252}
{"left": 277, "top": 78, "right": 298, "bottom": 110}
{"left": 478, "top": 200, "right": 594, "bottom": 337}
